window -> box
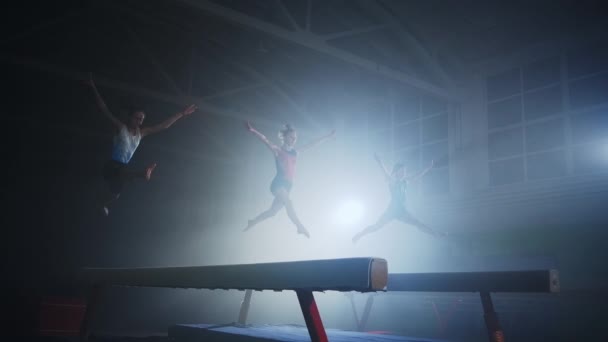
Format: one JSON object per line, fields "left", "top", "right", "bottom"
{"left": 422, "top": 113, "right": 448, "bottom": 143}
{"left": 526, "top": 150, "right": 567, "bottom": 180}
{"left": 488, "top": 96, "right": 522, "bottom": 129}
{"left": 394, "top": 121, "right": 419, "bottom": 149}
{"left": 524, "top": 85, "right": 563, "bottom": 120}
{"left": 570, "top": 108, "right": 608, "bottom": 144}
{"left": 487, "top": 68, "right": 520, "bottom": 101}
{"left": 489, "top": 157, "right": 525, "bottom": 185}
{"left": 489, "top": 127, "right": 523, "bottom": 160}
{"left": 394, "top": 95, "right": 420, "bottom": 124}
{"left": 485, "top": 43, "right": 608, "bottom": 185}
{"left": 374, "top": 93, "right": 451, "bottom": 194}
{"left": 523, "top": 57, "right": 560, "bottom": 91}
{"left": 525, "top": 118, "right": 565, "bottom": 153}
{"left": 569, "top": 73, "right": 608, "bottom": 109}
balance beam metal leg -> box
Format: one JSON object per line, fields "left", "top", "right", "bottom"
{"left": 480, "top": 291, "right": 505, "bottom": 342}
{"left": 238, "top": 289, "right": 253, "bottom": 325}
{"left": 296, "top": 290, "right": 328, "bottom": 342}
{"left": 79, "top": 285, "right": 102, "bottom": 342}
{"left": 346, "top": 294, "right": 361, "bottom": 331}
{"left": 431, "top": 300, "right": 444, "bottom": 334}
{"left": 359, "top": 295, "right": 375, "bottom": 331}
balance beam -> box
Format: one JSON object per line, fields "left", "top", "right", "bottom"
{"left": 349, "top": 270, "right": 559, "bottom": 342}
{"left": 387, "top": 270, "right": 559, "bottom": 293}
{"left": 79, "top": 257, "right": 388, "bottom": 342}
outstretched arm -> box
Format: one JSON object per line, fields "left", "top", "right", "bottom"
{"left": 245, "top": 121, "right": 279, "bottom": 154}
{"left": 85, "top": 73, "right": 123, "bottom": 129}
{"left": 406, "top": 160, "right": 434, "bottom": 182}
{"left": 298, "top": 129, "right": 336, "bottom": 151}
{"left": 374, "top": 153, "right": 392, "bottom": 181}
{"left": 141, "top": 104, "right": 197, "bottom": 137}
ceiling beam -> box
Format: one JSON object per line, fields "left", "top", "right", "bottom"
{"left": 0, "top": 9, "right": 82, "bottom": 46}
{"left": 5, "top": 114, "right": 239, "bottom": 165}
{"left": 0, "top": 54, "right": 284, "bottom": 129}
{"left": 275, "top": 0, "right": 301, "bottom": 31}
{"left": 194, "top": 36, "right": 324, "bottom": 131}
{"left": 98, "top": 1, "right": 257, "bottom": 100}
{"left": 201, "top": 83, "right": 266, "bottom": 100}
{"left": 305, "top": 0, "right": 312, "bottom": 31}
{"left": 322, "top": 23, "right": 391, "bottom": 41}
{"left": 195, "top": 38, "right": 305, "bottom": 128}
{"left": 357, "top": 0, "right": 455, "bottom": 89}
{"left": 126, "top": 25, "right": 184, "bottom": 96}
{"left": 232, "top": 62, "right": 323, "bottom": 130}
{"left": 123, "top": 24, "right": 242, "bottom": 159}
{"left": 176, "top": 0, "right": 454, "bottom": 100}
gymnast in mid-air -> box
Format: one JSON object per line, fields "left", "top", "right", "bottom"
{"left": 353, "top": 153, "right": 447, "bottom": 243}
{"left": 85, "top": 72, "right": 197, "bottom": 216}
{"left": 244, "top": 122, "right": 335, "bottom": 238}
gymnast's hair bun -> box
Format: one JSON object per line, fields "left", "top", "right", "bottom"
{"left": 278, "top": 124, "right": 296, "bottom": 139}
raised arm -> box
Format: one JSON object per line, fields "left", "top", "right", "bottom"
{"left": 298, "top": 129, "right": 336, "bottom": 152}
{"left": 406, "top": 160, "right": 434, "bottom": 182}
{"left": 245, "top": 121, "right": 279, "bottom": 154}
{"left": 141, "top": 104, "right": 197, "bottom": 137}
{"left": 374, "top": 153, "right": 392, "bottom": 180}
{"left": 85, "top": 73, "right": 123, "bottom": 129}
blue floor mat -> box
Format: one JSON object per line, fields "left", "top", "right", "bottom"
{"left": 169, "top": 323, "right": 450, "bottom": 342}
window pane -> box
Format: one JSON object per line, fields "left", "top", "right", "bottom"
{"left": 394, "top": 96, "right": 420, "bottom": 124}
{"left": 489, "top": 127, "right": 523, "bottom": 160}
{"left": 572, "top": 143, "right": 608, "bottom": 174}
{"left": 421, "top": 95, "right": 448, "bottom": 116}
{"left": 394, "top": 121, "right": 419, "bottom": 149}
{"left": 369, "top": 129, "right": 391, "bottom": 153}
{"left": 567, "top": 44, "right": 608, "bottom": 79}
{"left": 488, "top": 96, "right": 523, "bottom": 129}
{"left": 422, "top": 113, "right": 448, "bottom": 143}
{"left": 571, "top": 108, "right": 608, "bottom": 144}
{"left": 489, "top": 157, "right": 524, "bottom": 185}
{"left": 527, "top": 150, "right": 567, "bottom": 180}
{"left": 523, "top": 57, "right": 560, "bottom": 90}
{"left": 487, "top": 68, "right": 520, "bottom": 101}
{"left": 569, "top": 73, "right": 608, "bottom": 109}
{"left": 524, "top": 85, "right": 562, "bottom": 120}
{"left": 420, "top": 167, "right": 449, "bottom": 195}
{"left": 525, "top": 118, "right": 565, "bottom": 152}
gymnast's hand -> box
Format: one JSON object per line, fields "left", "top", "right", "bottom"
{"left": 181, "top": 104, "right": 198, "bottom": 117}
{"left": 83, "top": 72, "right": 95, "bottom": 87}
{"left": 374, "top": 152, "right": 381, "bottom": 163}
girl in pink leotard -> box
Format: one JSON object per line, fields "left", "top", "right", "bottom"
{"left": 244, "top": 122, "right": 335, "bottom": 238}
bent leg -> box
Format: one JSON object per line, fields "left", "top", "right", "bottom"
{"left": 352, "top": 210, "right": 393, "bottom": 243}
{"left": 245, "top": 197, "right": 284, "bottom": 231}
{"left": 274, "top": 188, "right": 309, "bottom": 238}
{"left": 121, "top": 163, "right": 157, "bottom": 182}
{"left": 398, "top": 212, "right": 446, "bottom": 238}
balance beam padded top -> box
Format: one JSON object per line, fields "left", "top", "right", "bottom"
{"left": 388, "top": 269, "right": 559, "bottom": 293}
{"left": 81, "top": 257, "right": 388, "bottom": 292}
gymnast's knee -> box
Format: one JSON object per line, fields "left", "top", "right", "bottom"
{"left": 268, "top": 207, "right": 281, "bottom": 216}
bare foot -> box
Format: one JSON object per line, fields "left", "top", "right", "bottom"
{"left": 243, "top": 220, "right": 254, "bottom": 232}
{"left": 434, "top": 230, "right": 448, "bottom": 238}
{"left": 297, "top": 227, "right": 310, "bottom": 238}
{"left": 145, "top": 163, "right": 157, "bottom": 181}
